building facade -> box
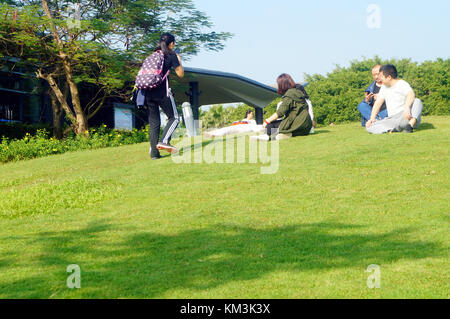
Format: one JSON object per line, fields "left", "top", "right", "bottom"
{"left": 0, "top": 57, "right": 52, "bottom": 124}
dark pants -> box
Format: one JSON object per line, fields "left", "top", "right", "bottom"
{"left": 147, "top": 94, "right": 180, "bottom": 157}
{"left": 266, "top": 120, "right": 282, "bottom": 137}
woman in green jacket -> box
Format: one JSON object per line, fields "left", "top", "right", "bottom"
{"left": 262, "top": 73, "right": 313, "bottom": 140}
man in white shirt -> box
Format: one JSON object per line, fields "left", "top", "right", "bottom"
{"left": 366, "top": 64, "right": 423, "bottom": 134}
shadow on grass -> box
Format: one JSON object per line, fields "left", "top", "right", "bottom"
{"left": 417, "top": 122, "right": 435, "bottom": 131}
{"left": 311, "top": 129, "right": 331, "bottom": 135}
{"left": 0, "top": 221, "right": 444, "bottom": 298}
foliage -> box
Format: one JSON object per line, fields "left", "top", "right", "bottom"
{"left": 304, "top": 57, "right": 449, "bottom": 125}
{"left": 0, "top": 122, "right": 52, "bottom": 141}
{"left": 0, "top": 124, "right": 149, "bottom": 162}
{"left": 0, "top": 0, "right": 232, "bottom": 134}
{"left": 200, "top": 103, "right": 254, "bottom": 129}
{"left": 263, "top": 97, "right": 282, "bottom": 118}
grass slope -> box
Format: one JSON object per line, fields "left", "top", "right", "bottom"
{"left": 0, "top": 116, "right": 449, "bottom": 299}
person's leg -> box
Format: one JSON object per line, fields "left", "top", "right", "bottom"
{"left": 410, "top": 98, "right": 423, "bottom": 128}
{"left": 367, "top": 112, "right": 402, "bottom": 134}
{"left": 392, "top": 99, "right": 424, "bottom": 132}
{"left": 159, "top": 93, "right": 181, "bottom": 145}
{"left": 358, "top": 101, "right": 373, "bottom": 127}
{"left": 207, "top": 124, "right": 255, "bottom": 137}
{"left": 266, "top": 120, "right": 281, "bottom": 138}
{"left": 147, "top": 101, "right": 161, "bottom": 158}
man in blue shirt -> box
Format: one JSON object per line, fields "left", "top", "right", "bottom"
{"left": 357, "top": 65, "right": 388, "bottom": 127}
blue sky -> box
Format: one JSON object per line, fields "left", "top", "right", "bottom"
{"left": 187, "top": 0, "right": 450, "bottom": 85}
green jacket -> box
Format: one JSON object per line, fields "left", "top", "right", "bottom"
{"left": 276, "top": 87, "right": 312, "bottom": 136}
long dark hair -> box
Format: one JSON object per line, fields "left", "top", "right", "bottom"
{"left": 295, "top": 84, "right": 309, "bottom": 99}
{"left": 155, "top": 33, "right": 175, "bottom": 55}
{"left": 277, "top": 73, "right": 296, "bottom": 95}
{"left": 276, "top": 73, "right": 309, "bottom": 98}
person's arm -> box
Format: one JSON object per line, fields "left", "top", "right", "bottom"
{"left": 174, "top": 54, "right": 184, "bottom": 78}
{"left": 263, "top": 113, "right": 279, "bottom": 128}
{"left": 366, "top": 96, "right": 385, "bottom": 128}
{"left": 263, "top": 98, "right": 289, "bottom": 127}
{"left": 364, "top": 82, "right": 375, "bottom": 103}
{"left": 403, "top": 90, "right": 415, "bottom": 120}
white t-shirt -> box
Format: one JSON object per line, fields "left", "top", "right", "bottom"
{"left": 378, "top": 80, "right": 413, "bottom": 116}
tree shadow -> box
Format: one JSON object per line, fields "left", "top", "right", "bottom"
{"left": 0, "top": 221, "right": 444, "bottom": 298}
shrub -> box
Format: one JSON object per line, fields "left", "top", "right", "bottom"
{"left": 0, "top": 122, "right": 53, "bottom": 141}
{"left": 0, "top": 125, "right": 150, "bottom": 163}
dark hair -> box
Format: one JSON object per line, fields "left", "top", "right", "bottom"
{"left": 277, "top": 73, "right": 296, "bottom": 95}
{"left": 380, "top": 64, "right": 398, "bottom": 79}
{"left": 244, "top": 109, "right": 254, "bottom": 118}
{"left": 155, "top": 33, "right": 175, "bottom": 55}
{"left": 295, "top": 84, "right": 309, "bottom": 99}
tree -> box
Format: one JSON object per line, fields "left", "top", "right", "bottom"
{"left": 0, "top": 0, "right": 232, "bottom": 135}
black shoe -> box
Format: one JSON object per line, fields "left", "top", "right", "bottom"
{"left": 404, "top": 124, "right": 414, "bottom": 133}
{"left": 149, "top": 146, "right": 161, "bottom": 159}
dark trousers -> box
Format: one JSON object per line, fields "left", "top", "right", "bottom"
{"left": 266, "top": 120, "right": 282, "bottom": 137}
{"left": 147, "top": 94, "right": 180, "bottom": 157}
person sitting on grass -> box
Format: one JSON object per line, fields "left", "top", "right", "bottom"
{"left": 204, "top": 109, "right": 263, "bottom": 138}
{"left": 366, "top": 64, "right": 423, "bottom": 134}
{"left": 253, "top": 73, "right": 312, "bottom": 141}
{"left": 358, "top": 64, "right": 388, "bottom": 127}
{"left": 231, "top": 109, "right": 257, "bottom": 125}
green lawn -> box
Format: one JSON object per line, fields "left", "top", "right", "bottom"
{"left": 0, "top": 116, "right": 449, "bottom": 299}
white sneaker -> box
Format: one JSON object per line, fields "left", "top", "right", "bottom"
{"left": 309, "top": 127, "right": 315, "bottom": 134}
{"left": 203, "top": 131, "right": 215, "bottom": 139}
{"left": 275, "top": 133, "right": 292, "bottom": 140}
{"left": 157, "top": 143, "right": 179, "bottom": 154}
{"left": 250, "top": 134, "right": 270, "bottom": 141}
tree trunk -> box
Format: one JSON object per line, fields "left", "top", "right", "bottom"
{"left": 41, "top": 0, "right": 89, "bottom": 136}
{"left": 49, "top": 90, "right": 62, "bottom": 139}
{"left": 64, "top": 61, "right": 88, "bottom": 135}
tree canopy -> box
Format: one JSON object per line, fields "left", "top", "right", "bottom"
{"left": 0, "top": 0, "right": 232, "bottom": 134}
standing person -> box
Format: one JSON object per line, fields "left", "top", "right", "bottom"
{"left": 366, "top": 64, "right": 423, "bottom": 134}
{"left": 255, "top": 74, "right": 312, "bottom": 140}
{"left": 357, "top": 65, "right": 388, "bottom": 127}
{"left": 142, "top": 33, "right": 184, "bottom": 159}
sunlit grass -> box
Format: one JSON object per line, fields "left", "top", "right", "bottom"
{"left": 0, "top": 116, "right": 448, "bottom": 298}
